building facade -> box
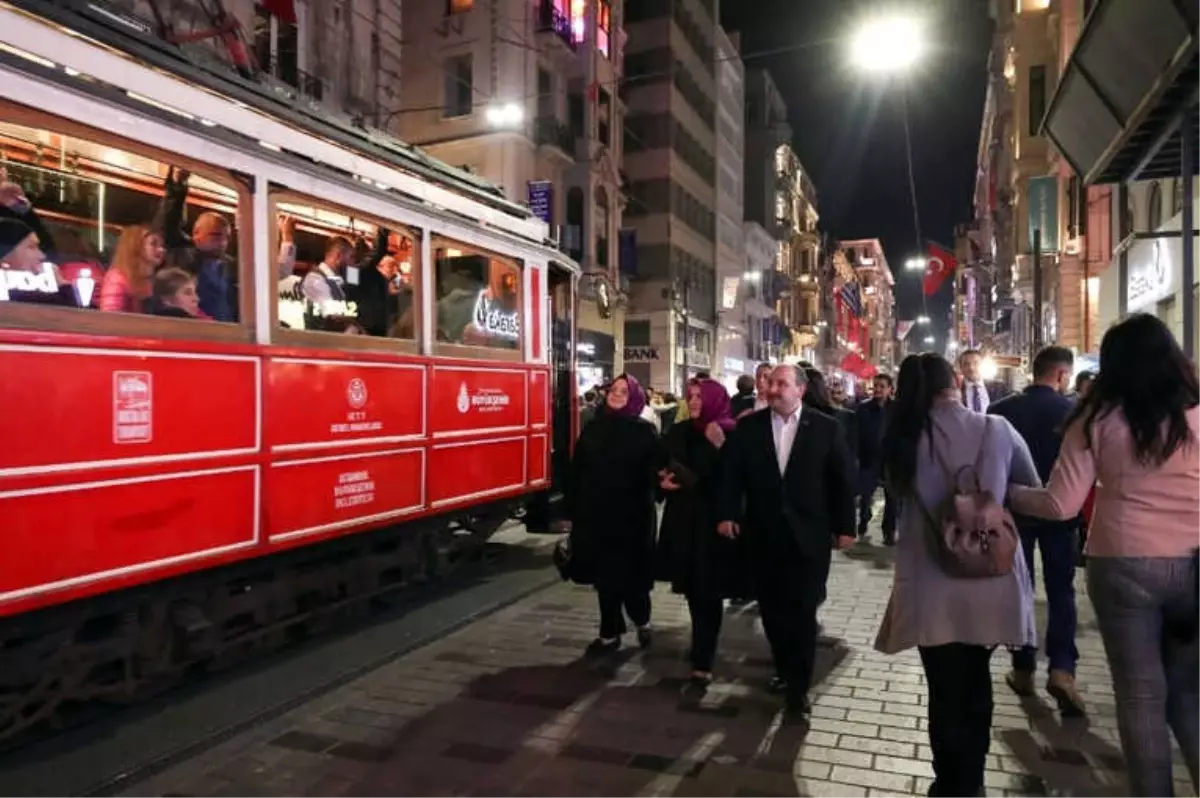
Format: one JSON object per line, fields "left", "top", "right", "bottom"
{"left": 713, "top": 26, "right": 747, "bottom": 387}
{"left": 398, "top": 0, "right": 626, "bottom": 392}
{"left": 827, "top": 238, "right": 895, "bottom": 385}
{"left": 742, "top": 67, "right": 795, "bottom": 362}
{"left": 774, "top": 147, "right": 821, "bottom": 363}
{"left": 620, "top": 0, "right": 719, "bottom": 394}
{"left": 966, "top": 0, "right": 1115, "bottom": 366}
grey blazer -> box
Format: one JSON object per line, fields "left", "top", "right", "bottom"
{"left": 876, "top": 400, "right": 1041, "bottom": 653}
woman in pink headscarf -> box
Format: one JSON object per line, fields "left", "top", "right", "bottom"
{"left": 657, "top": 378, "right": 750, "bottom": 691}
{"left": 565, "top": 374, "right": 665, "bottom": 656}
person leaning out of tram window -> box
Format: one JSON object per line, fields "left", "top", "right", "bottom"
{"left": 155, "top": 167, "right": 238, "bottom": 322}
{"left": 564, "top": 373, "right": 665, "bottom": 655}
{"left": 656, "top": 378, "right": 749, "bottom": 690}
{"left": 149, "top": 267, "right": 212, "bottom": 320}
{"left": 98, "top": 225, "right": 165, "bottom": 314}
{"left": 1009, "top": 313, "right": 1199, "bottom": 798}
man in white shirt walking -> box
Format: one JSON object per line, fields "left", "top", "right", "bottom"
{"left": 717, "top": 365, "right": 856, "bottom": 721}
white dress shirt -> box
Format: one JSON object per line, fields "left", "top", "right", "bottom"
{"left": 962, "top": 380, "right": 990, "bottom": 413}
{"left": 301, "top": 262, "right": 345, "bottom": 305}
{"left": 771, "top": 403, "right": 803, "bottom": 475}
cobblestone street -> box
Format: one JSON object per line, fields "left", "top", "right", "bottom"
{"left": 123, "top": 533, "right": 1194, "bottom": 798}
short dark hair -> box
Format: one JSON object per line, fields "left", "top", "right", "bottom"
{"left": 736, "top": 374, "right": 755, "bottom": 393}
{"left": 873, "top": 373, "right": 894, "bottom": 387}
{"left": 1074, "top": 370, "right": 1095, "bottom": 390}
{"left": 959, "top": 348, "right": 982, "bottom": 363}
{"left": 153, "top": 267, "right": 195, "bottom": 301}
{"left": 1032, "top": 345, "right": 1074, "bottom": 379}
{"left": 695, "top": 371, "right": 711, "bottom": 380}
{"left": 755, "top": 362, "right": 773, "bottom": 376}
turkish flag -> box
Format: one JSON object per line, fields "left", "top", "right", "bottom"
{"left": 923, "top": 243, "right": 956, "bottom": 297}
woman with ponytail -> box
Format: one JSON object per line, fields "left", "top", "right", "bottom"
{"left": 657, "top": 378, "right": 749, "bottom": 690}
{"left": 875, "top": 353, "right": 1040, "bottom": 798}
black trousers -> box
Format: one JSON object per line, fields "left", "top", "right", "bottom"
{"left": 919, "top": 643, "right": 994, "bottom": 797}
{"left": 686, "top": 595, "right": 723, "bottom": 672}
{"left": 597, "top": 588, "right": 651, "bottom": 639}
{"left": 756, "top": 551, "right": 827, "bottom": 706}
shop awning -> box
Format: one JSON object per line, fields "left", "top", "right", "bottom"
{"left": 1042, "top": 0, "right": 1199, "bottom": 185}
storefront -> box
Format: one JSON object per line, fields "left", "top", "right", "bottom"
{"left": 576, "top": 329, "right": 615, "bottom": 395}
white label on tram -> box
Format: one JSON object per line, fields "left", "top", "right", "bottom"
{"left": 0, "top": 263, "right": 59, "bottom": 301}
{"left": 472, "top": 291, "right": 520, "bottom": 340}
{"left": 334, "top": 470, "right": 376, "bottom": 510}
{"left": 456, "top": 381, "right": 512, "bottom": 415}
{"left": 113, "top": 371, "right": 153, "bottom": 445}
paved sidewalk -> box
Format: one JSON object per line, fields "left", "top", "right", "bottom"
{"left": 127, "top": 536, "right": 1195, "bottom": 797}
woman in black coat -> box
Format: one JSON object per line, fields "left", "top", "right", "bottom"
{"left": 566, "top": 374, "right": 663, "bottom": 655}
{"left": 656, "top": 378, "right": 747, "bottom": 688}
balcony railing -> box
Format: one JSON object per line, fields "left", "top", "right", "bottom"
{"left": 535, "top": 1, "right": 577, "bottom": 50}
{"left": 534, "top": 116, "right": 575, "bottom": 156}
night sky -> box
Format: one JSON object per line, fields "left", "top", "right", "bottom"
{"left": 721, "top": 0, "right": 994, "bottom": 349}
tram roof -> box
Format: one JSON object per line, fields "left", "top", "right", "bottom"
{"left": 5, "top": 0, "right": 537, "bottom": 223}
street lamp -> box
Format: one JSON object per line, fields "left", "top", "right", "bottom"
{"left": 905, "top": 257, "right": 925, "bottom": 272}
{"left": 485, "top": 102, "right": 524, "bottom": 128}
{"left": 923, "top": 336, "right": 935, "bottom": 345}
{"left": 916, "top": 315, "right": 931, "bottom": 325}
{"left": 850, "top": 14, "right": 926, "bottom": 74}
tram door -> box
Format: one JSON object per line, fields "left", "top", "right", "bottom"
{"left": 525, "top": 266, "right": 574, "bottom": 532}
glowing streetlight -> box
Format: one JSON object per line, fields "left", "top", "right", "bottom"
{"left": 980, "top": 356, "right": 999, "bottom": 381}
{"left": 905, "top": 257, "right": 925, "bottom": 272}
{"left": 851, "top": 14, "right": 926, "bottom": 74}
{"left": 916, "top": 315, "right": 931, "bottom": 325}
{"left": 923, "top": 336, "right": 935, "bottom": 345}
{"left": 485, "top": 102, "right": 524, "bottom": 128}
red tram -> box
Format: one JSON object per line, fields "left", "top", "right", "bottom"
{"left": 0, "top": 0, "right": 577, "bottom": 740}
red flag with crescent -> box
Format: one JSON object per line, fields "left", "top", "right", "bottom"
{"left": 923, "top": 243, "right": 956, "bottom": 297}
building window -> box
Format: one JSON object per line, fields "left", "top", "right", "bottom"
{"left": 597, "top": 0, "right": 612, "bottom": 58}
{"left": 253, "top": 5, "right": 300, "bottom": 90}
{"left": 1149, "top": 182, "right": 1163, "bottom": 230}
{"left": 1028, "top": 65, "right": 1046, "bottom": 137}
{"left": 568, "top": 91, "right": 584, "bottom": 141}
{"left": 537, "top": 67, "right": 554, "bottom": 119}
{"left": 595, "top": 188, "right": 610, "bottom": 268}
{"left": 598, "top": 89, "right": 611, "bottom": 147}
{"left": 447, "top": 0, "right": 473, "bottom": 12}
{"left": 443, "top": 54, "right": 473, "bottom": 118}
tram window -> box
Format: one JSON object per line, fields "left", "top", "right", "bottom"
{"left": 273, "top": 197, "right": 418, "bottom": 341}
{"left": 0, "top": 116, "right": 242, "bottom": 325}
{"left": 432, "top": 236, "right": 521, "bottom": 352}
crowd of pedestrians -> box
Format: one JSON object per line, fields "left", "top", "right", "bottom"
{"left": 562, "top": 313, "right": 1198, "bottom": 797}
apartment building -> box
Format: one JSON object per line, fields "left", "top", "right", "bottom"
{"left": 829, "top": 239, "right": 895, "bottom": 378}
{"left": 712, "top": 26, "right": 747, "bottom": 386}
{"left": 968, "top": 0, "right": 1115, "bottom": 361}
{"left": 398, "top": 0, "right": 626, "bottom": 389}
{"left": 620, "top": 0, "right": 720, "bottom": 394}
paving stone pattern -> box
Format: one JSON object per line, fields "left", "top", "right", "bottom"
{"left": 127, "top": 526, "right": 1196, "bottom": 797}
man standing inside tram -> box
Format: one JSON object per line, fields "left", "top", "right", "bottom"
{"left": 988, "top": 346, "right": 1086, "bottom": 717}
{"left": 158, "top": 168, "right": 238, "bottom": 322}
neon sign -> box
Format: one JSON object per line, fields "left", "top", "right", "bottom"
{"left": 0, "top": 263, "right": 59, "bottom": 302}
{"left": 472, "top": 290, "right": 520, "bottom": 340}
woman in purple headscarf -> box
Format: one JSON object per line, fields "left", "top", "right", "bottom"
{"left": 565, "top": 373, "right": 665, "bottom": 655}
{"left": 656, "top": 378, "right": 750, "bottom": 690}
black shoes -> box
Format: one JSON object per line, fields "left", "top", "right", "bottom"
{"left": 767, "top": 675, "right": 788, "bottom": 695}
{"left": 585, "top": 637, "right": 620, "bottom": 657}
{"left": 636, "top": 626, "right": 653, "bottom": 649}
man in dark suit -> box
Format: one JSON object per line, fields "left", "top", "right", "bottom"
{"left": 855, "top": 373, "right": 896, "bottom": 544}
{"left": 718, "top": 364, "right": 856, "bottom": 720}
{"left": 988, "top": 345, "right": 1085, "bottom": 717}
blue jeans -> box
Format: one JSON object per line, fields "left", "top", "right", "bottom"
{"left": 1088, "top": 556, "right": 1199, "bottom": 796}
{"left": 1012, "top": 522, "right": 1079, "bottom": 674}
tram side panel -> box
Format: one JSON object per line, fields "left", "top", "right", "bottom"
{"left": 0, "top": 337, "right": 261, "bottom": 617}
{"left": 262, "top": 355, "right": 427, "bottom": 549}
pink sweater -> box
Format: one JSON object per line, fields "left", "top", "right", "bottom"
{"left": 1011, "top": 406, "right": 1200, "bottom": 558}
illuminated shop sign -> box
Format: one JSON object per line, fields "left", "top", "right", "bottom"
{"left": 473, "top": 291, "right": 520, "bottom": 340}
{"left": 0, "top": 263, "right": 58, "bottom": 301}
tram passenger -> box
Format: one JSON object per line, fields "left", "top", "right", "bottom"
{"left": 0, "top": 167, "right": 56, "bottom": 259}
{"left": 98, "top": 225, "right": 165, "bottom": 313}
{"left": 302, "top": 236, "right": 354, "bottom": 308}
{"left": 0, "top": 218, "right": 76, "bottom": 307}
{"left": 158, "top": 168, "right": 238, "bottom": 322}
{"left": 149, "top": 267, "right": 210, "bottom": 320}
{"left": 565, "top": 374, "right": 664, "bottom": 655}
